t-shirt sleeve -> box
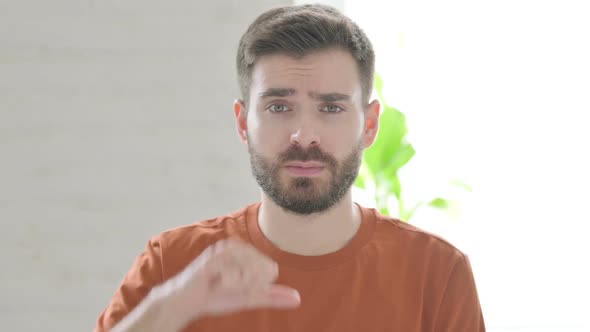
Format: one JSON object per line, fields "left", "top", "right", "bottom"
{"left": 434, "top": 254, "right": 486, "bottom": 331}
{"left": 94, "top": 237, "right": 164, "bottom": 332}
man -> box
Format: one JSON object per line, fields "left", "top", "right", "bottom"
{"left": 95, "top": 4, "right": 485, "bottom": 332}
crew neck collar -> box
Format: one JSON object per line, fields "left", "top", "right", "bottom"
{"left": 245, "top": 202, "right": 376, "bottom": 270}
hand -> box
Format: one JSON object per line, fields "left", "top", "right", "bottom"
{"left": 158, "top": 238, "right": 301, "bottom": 323}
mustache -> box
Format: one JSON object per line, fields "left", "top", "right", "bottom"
{"left": 278, "top": 145, "right": 337, "bottom": 167}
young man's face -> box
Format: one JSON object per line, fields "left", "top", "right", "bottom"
{"left": 235, "top": 48, "right": 379, "bottom": 215}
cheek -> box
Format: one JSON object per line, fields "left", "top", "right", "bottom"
{"left": 323, "top": 116, "right": 364, "bottom": 147}
{"left": 247, "top": 116, "right": 286, "bottom": 153}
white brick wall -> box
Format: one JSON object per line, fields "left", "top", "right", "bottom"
{"left": 0, "top": 1, "right": 291, "bottom": 330}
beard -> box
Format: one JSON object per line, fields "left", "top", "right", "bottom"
{"left": 248, "top": 137, "right": 363, "bottom": 215}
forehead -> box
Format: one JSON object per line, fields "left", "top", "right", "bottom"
{"left": 250, "top": 48, "right": 362, "bottom": 98}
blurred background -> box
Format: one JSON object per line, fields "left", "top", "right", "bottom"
{"left": 1, "top": 0, "right": 588, "bottom": 331}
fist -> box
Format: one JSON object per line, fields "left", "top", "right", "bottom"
{"left": 160, "top": 238, "right": 301, "bottom": 322}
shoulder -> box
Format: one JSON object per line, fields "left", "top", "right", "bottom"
{"left": 148, "top": 203, "right": 255, "bottom": 277}
{"left": 365, "top": 206, "right": 468, "bottom": 262}
{"left": 159, "top": 205, "right": 250, "bottom": 243}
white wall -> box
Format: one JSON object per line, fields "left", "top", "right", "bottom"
{"left": 0, "top": 1, "right": 290, "bottom": 331}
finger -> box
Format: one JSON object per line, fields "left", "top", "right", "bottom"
{"left": 267, "top": 284, "right": 301, "bottom": 306}
{"left": 206, "top": 253, "right": 243, "bottom": 291}
{"left": 242, "top": 259, "right": 278, "bottom": 290}
{"left": 218, "top": 266, "right": 242, "bottom": 291}
{"left": 230, "top": 243, "right": 278, "bottom": 286}
{"left": 244, "top": 284, "right": 301, "bottom": 310}
{"left": 206, "top": 238, "right": 279, "bottom": 290}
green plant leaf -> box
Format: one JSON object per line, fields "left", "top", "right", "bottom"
{"left": 428, "top": 198, "right": 451, "bottom": 209}
{"left": 391, "top": 174, "right": 402, "bottom": 201}
{"left": 389, "top": 143, "right": 416, "bottom": 173}
{"left": 354, "top": 162, "right": 373, "bottom": 189}
{"left": 358, "top": 72, "right": 469, "bottom": 222}
{"left": 355, "top": 173, "right": 366, "bottom": 189}
{"left": 363, "top": 105, "right": 407, "bottom": 175}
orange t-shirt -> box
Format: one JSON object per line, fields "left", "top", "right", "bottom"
{"left": 95, "top": 203, "right": 485, "bottom": 331}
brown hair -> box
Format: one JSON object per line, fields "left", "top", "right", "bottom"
{"left": 236, "top": 4, "right": 375, "bottom": 105}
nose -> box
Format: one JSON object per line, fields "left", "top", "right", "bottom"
{"left": 290, "top": 122, "right": 320, "bottom": 148}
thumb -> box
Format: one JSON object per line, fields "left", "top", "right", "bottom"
{"left": 246, "top": 284, "right": 301, "bottom": 310}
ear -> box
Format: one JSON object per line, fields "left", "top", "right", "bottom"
{"left": 363, "top": 99, "right": 380, "bottom": 148}
{"left": 233, "top": 99, "right": 248, "bottom": 144}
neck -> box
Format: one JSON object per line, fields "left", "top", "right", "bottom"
{"left": 257, "top": 191, "right": 362, "bottom": 256}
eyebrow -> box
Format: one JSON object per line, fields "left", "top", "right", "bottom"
{"left": 310, "top": 92, "right": 351, "bottom": 102}
{"left": 259, "top": 88, "right": 296, "bottom": 98}
{"left": 259, "top": 88, "right": 351, "bottom": 102}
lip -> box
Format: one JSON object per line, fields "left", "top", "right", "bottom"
{"left": 284, "top": 161, "right": 325, "bottom": 168}
{"left": 283, "top": 162, "right": 325, "bottom": 177}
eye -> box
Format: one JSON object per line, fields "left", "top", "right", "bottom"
{"left": 321, "top": 104, "right": 344, "bottom": 113}
{"left": 267, "top": 104, "right": 291, "bottom": 113}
